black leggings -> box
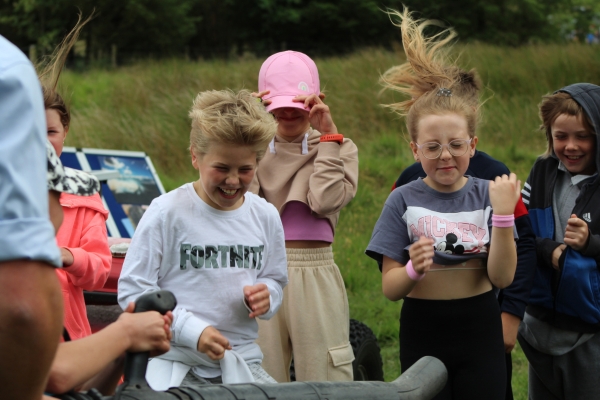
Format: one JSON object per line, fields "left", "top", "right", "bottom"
{"left": 400, "top": 291, "right": 506, "bottom": 400}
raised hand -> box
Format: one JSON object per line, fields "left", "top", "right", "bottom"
{"left": 243, "top": 283, "right": 270, "bottom": 318}
{"left": 293, "top": 94, "right": 337, "bottom": 134}
{"left": 564, "top": 214, "right": 590, "bottom": 251}
{"left": 489, "top": 173, "right": 521, "bottom": 216}
{"left": 197, "top": 326, "right": 232, "bottom": 360}
{"left": 408, "top": 236, "right": 435, "bottom": 274}
{"left": 251, "top": 90, "right": 272, "bottom": 106}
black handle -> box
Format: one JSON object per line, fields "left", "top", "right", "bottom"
{"left": 133, "top": 290, "right": 177, "bottom": 315}
{"left": 123, "top": 290, "right": 177, "bottom": 387}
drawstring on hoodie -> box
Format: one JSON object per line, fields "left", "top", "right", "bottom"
{"left": 268, "top": 132, "right": 310, "bottom": 155}
{"left": 269, "top": 137, "right": 276, "bottom": 154}
{"left": 301, "top": 132, "right": 309, "bottom": 155}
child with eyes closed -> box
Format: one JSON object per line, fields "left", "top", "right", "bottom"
{"left": 118, "top": 89, "right": 288, "bottom": 389}
{"left": 365, "top": 9, "right": 520, "bottom": 400}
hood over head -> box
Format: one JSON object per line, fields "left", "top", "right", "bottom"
{"left": 556, "top": 83, "right": 600, "bottom": 177}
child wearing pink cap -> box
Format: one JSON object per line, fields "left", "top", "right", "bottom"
{"left": 252, "top": 50, "right": 359, "bottom": 382}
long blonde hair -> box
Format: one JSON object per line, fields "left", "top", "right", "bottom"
{"left": 37, "top": 12, "right": 93, "bottom": 130}
{"left": 380, "top": 9, "right": 482, "bottom": 141}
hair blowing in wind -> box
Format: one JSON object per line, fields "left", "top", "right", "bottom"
{"left": 380, "top": 8, "right": 483, "bottom": 139}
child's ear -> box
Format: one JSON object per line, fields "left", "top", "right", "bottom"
{"left": 190, "top": 148, "right": 199, "bottom": 170}
{"left": 409, "top": 141, "right": 420, "bottom": 162}
{"left": 470, "top": 136, "right": 478, "bottom": 157}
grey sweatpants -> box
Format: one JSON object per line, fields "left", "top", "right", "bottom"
{"left": 518, "top": 331, "right": 600, "bottom": 399}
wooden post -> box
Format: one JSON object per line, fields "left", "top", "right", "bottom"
{"left": 28, "top": 44, "right": 37, "bottom": 62}
{"left": 111, "top": 44, "right": 117, "bottom": 68}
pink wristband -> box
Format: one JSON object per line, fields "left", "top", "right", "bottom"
{"left": 492, "top": 214, "right": 515, "bottom": 228}
{"left": 405, "top": 260, "right": 425, "bottom": 281}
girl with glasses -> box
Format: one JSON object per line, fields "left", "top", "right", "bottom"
{"left": 366, "top": 9, "right": 521, "bottom": 399}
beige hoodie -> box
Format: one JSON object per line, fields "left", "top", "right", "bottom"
{"left": 250, "top": 128, "right": 358, "bottom": 236}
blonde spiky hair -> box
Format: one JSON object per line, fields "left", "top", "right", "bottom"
{"left": 189, "top": 89, "right": 277, "bottom": 162}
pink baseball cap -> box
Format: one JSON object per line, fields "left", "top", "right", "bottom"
{"left": 258, "top": 51, "right": 320, "bottom": 112}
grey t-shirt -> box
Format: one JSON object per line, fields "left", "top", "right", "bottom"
{"left": 552, "top": 162, "right": 596, "bottom": 243}
{"left": 366, "top": 177, "right": 516, "bottom": 268}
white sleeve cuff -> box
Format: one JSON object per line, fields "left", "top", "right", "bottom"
{"left": 258, "top": 280, "right": 282, "bottom": 320}
{"left": 173, "top": 308, "right": 211, "bottom": 350}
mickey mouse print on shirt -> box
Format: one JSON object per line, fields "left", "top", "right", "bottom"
{"left": 403, "top": 205, "right": 492, "bottom": 265}
{"left": 436, "top": 233, "right": 464, "bottom": 255}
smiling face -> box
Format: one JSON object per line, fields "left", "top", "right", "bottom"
{"left": 46, "top": 109, "right": 68, "bottom": 156}
{"left": 551, "top": 113, "right": 597, "bottom": 175}
{"left": 270, "top": 107, "right": 311, "bottom": 141}
{"left": 410, "top": 113, "right": 477, "bottom": 193}
{"left": 191, "top": 143, "right": 257, "bottom": 211}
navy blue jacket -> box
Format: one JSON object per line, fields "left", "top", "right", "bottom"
{"left": 394, "top": 150, "right": 537, "bottom": 320}
{"left": 522, "top": 83, "right": 600, "bottom": 332}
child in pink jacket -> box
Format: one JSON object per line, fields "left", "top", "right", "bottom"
{"left": 41, "top": 16, "right": 111, "bottom": 340}
{"left": 54, "top": 191, "right": 111, "bottom": 339}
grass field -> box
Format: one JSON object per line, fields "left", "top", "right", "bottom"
{"left": 60, "top": 44, "right": 600, "bottom": 398}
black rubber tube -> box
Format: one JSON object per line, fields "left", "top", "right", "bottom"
{"left": 63, "top": 356, "right": 446, "bottom": 400}
{"left": 60, "top": 290, "right": 447, "bottom": 400}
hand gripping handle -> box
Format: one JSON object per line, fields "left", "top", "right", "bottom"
{"left": 123, "top": 290, "right": 177, "bottom": 387}
{"left": 133, "top": 290, "right": 177, "bottom": 315}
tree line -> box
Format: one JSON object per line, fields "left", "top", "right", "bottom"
{"left": 1, "top": 0, "right": 598, "bottom": 64}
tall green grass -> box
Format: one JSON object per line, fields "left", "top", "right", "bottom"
{"left": 61, "top": 44, "right": 600, "bottom": 399}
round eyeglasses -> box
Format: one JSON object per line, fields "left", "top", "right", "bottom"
{"left": 415, "top": 139, "right": 472, "bottom": 159}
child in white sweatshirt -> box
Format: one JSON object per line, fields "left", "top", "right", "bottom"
{"left": 118, "top": 89, "right": 288, "bottom": 389}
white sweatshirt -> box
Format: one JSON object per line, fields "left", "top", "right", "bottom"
{"left": 118, "top": 183, "right": 288, "bottom": 384}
